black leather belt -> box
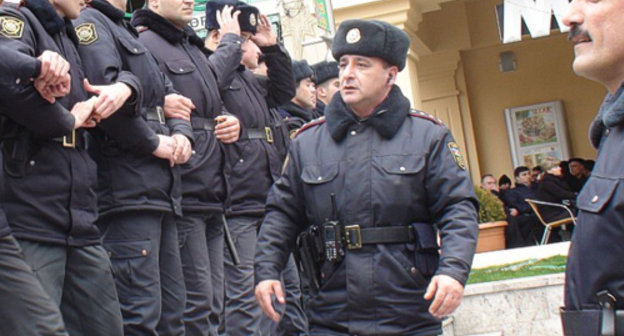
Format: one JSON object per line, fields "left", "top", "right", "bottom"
{"left": 343, "top": 225, "right": 415, "bottom": 250}
{"left": 142, "top": 106, "right": 165, "bottom": 125}
{"left": 51, "top": 129, "right": 85, "bottom": 149}
{"left": 561, "top": 291, "right": 624, "bottom": 336}
{"left": 191, "top": 117, "right": 216, "bottom": 131}
{"left": 242, "top": 127, "right": 273, "bottom": 144}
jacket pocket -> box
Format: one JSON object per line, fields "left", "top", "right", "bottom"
{"left": 117, "top": 37, "right": 148, "bottom": 55}
{"left": 165, "top": 59, "right": 196, "bottom": 76}
{"left": 576, "top": 176, "right": 618, "bottom": 213}
{"left": 380, "top": 154, "right": 425, "bottom": 175}
{"left": 301, "top": 163, "right": 339, "bottom": 185}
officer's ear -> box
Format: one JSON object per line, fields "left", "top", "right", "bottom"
{"left": 385, "top": 66, "right": 398, "bottom": 86}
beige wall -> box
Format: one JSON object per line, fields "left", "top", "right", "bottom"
{"left": 418, "top": 0, "right": 606, "bottom": 180}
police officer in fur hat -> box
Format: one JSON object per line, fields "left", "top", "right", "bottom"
{"left": 255, "top": 19, "right": 478, "bottom": 335}
{"left": 278, "top": 59, "right": 317, "bottom": 135}
{"left": 311, "top": 60, "right": 339, "bottom": 116}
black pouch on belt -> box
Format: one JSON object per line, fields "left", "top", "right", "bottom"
{"left": 407, "top": 222, "right": 439, "bottom": 277}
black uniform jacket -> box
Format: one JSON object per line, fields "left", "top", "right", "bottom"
{"left": 278, "top": 101, "right": 313, "bottom": 135}
{"left": 536, "top": 173, "right": 576, "bottom": 222}
{"left": 131, "top": 9, "right": 240, "bottom": 214}
{"left": 213, "top": 43, "right": 295, "bottom": 217}
{"left": 0, "top": 38, "right": 47, "bottom": 238}
{"left": 565, "top": 82, "right": 624, "bottom": 311}
{"left": 255, "top": 86, "right": 479, "bottom": 335}
{"left": 74, "top": 0, "right": 192, "bottom": 218}
{"left": 0, "top": 0, "right": 100, "bottom": 246}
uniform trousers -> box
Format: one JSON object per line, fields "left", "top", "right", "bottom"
{"left": 0, "top": 234, "right": 68, "bottom": 336}
{"left": 222, "top": 215, "right": 308, "bottom": 336}
{"left": 177, "top": 212, "right": 224, "bottom": 336}
{"left": 17, "top": 238, "right": 123, "bottom": 336}
{"left": 98, "top": 211, "right": 185, "bottom": 336}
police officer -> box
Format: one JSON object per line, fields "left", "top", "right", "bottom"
{"left": 0, "top": 0, "right": 124, "bottom": 334}
{"left": 73, "top": 0, "right": 195, "bottom": 334}
{"left": 310, "top": 60, "right": 339, "bottom": 117}
{"left": 560, "top": 2, "right": 624, "bottom": 335}
{"left": 278, "top": 59, "right": 317, "bottom": 136}
{"left": 255, "top": 19, "right": 479, "bottom": 335}
{"left": 130, "top": 3, "right": 242, "bottom": 335}
{"left": 204, "top": 1, "right": 307, "bottom": 335}
{"left": 0, "top": 39, "right": 77, "bottom": 336}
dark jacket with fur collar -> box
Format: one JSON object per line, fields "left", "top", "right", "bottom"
{"left": 0, "top": 0, "right": 100, "bottom": 246}
{"left": 73, "top": 0, "right": 191, "bottom": 217}
{"left": 131, "top": 8, "right": 243, "bottom": 213}
{"left": 256, "top": 85, "right": 478, "bottom": 334}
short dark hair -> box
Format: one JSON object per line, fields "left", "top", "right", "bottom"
{"left": 531, "top": 166, "right": 543, "bottom": 173}
{"left": 513, "top": 166, "right": 530, "bottom": 178}
{"left": 481, "top": 174, "right": 494, "bottom": 184}
{"left": 584, "top": 159, "right": 595, "bottom": 171}
{"left": 569, "top": 157, "right": 585, "bottom": 165}
{"left": 498, "top": 174, "right": 511, "bottom": 186}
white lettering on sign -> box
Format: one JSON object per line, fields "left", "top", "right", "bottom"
{"left": 503, "top": 0, "right": 570, "bottom": 44}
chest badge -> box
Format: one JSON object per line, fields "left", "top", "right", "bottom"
{"left": 0, "top": 16, "right": 24, "bottom": 39}
{"left": 447, "top": 142, "right": 466, "bottom": 170}
{"left": 75, "top": 23, "right": 98, "bottom": 45}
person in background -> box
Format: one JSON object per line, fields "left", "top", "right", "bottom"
{"left": 310, "top": 60, "right": 339, "bottom": 117}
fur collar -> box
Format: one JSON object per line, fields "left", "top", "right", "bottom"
{"left": 23, "top": 0, "right": 74, "bottom": 41}
{"left": 325, "top": 85, "right": 411, "bottom": 142}
{"left": 280, "top": 101, "right": 315, "bottom": 122}
{"left": 589, "top": 82, "right": 624, "bottom": 148}
{"left": 88, "top": 0, "right": 125, "bottom": 22}
{"left": 131, "top": 9, "right": 207, "bottom": 52}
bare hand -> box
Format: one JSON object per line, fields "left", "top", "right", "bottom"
{"left": 164, "top": 93, "right": 194, "bottom": 121}
{"left": 152, "top": 134, "right": 176, "bottom": 167}
{"left": 71, "top": 97, "right": 98, "bottom": 129}
{"left": 214, "top": 115, "right": 240, "bottom": 143}
{"left": 37, "top": 50, "right": 70, "bottom": 85}
{"left": 34, "top": 77, "right": 70, "bottom": 104}
{"left": 255, "top": 280, "right": 285, "bottom": 322}
{"left": 172, "top": 133, "right": 192, "bottom": 164}
{"left": 509, "top": 208, "right": 519, "bottom": 217}
{"left": 217, "top": 5, "right": 241, "bottom": 36}
{"left": 424, "top": 274, "right": 464, "bottom": 319}
{"left": 251, "top": 14, "right": 277, "bottom": 47}
{"left": 83, "top": 79, "right": 132, "bottom": 120}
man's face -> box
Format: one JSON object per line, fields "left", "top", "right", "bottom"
{"left": 241, "top": 33, "right": 260, "bottom": 69}
{"left": 562, "top": 0, "right": 624, "bottom": 89}
{"left": 569, "top": 161, "right": 584, "bottom": 177}
{"left": 531, "top": 170, "right": 540, "bottom": 182}
{"left": 52, "top": 0, "right": 81, "bottom": 19}
{"left": 481, "top": 176, "right": 499, "bottom": 193}
{"left": 338, "top": 55, "right": 395, "bottom": 112}
{"left": 293, "top": 78, "right": 316, "bottom": 109}
{"left": 152, "top": 0, "right": 194, "bottom": 28}
{"left": 317, "top": 78, "right": 339, "bottom": 104}
{"left": 515, "top": 171, "right": 532, "bottom": 187}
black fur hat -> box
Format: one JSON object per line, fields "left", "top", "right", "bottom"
{"left": 332, "top": 19, "right": 410, "bottom": 71}
{"left": 292, "top": 60, "right": 314, "bottom": 83}
{"left": 205, "top": 0, "right": 259, "bottom": 34}
{"left": 311, "top": 61, "right": 338, "bottom": 85}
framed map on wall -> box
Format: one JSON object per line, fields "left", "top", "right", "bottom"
{"left": 504, "top": 100, "right": 571, "bottom": 169}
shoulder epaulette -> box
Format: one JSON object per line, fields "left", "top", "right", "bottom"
{"left": 409, "top": 109, "right": 444, "bottom": 126}
{"left": 294, "top": 116, "right": 326, "bottom": 138}
{"left": 135, "top": 25, "right": 149, "bottom": 33}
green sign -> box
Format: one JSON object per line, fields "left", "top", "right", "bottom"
{"left": 313, "top": 0, "right": 334, "bottom": 34}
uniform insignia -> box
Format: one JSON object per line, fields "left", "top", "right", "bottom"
{"left": 447, "top": 142, "right": 466, "bottom": 170}
{"left": 409, "top": 109, "right": 444, "bottom": 126}
{"left": 294, "top": 116, "right": 326, "bottom": 138}
{"left": 0, "top": 16, "right": 24, "bottom": 39}
{"left": 346, "top": 28, "right": 360, "bottom": 44}
{"left": 75, "top": 23, "right": 98, "bottom": 45}
{"left": 249, "top": 13, "right": 257, "bottom": 26}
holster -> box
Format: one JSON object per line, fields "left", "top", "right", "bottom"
{"left": 295, "top": 225, "right": 324, "bottom": 294}
{"left": 561, "top": 291, "right": 624, "bottom": 336}
{"left": 407, "top": 222, "right": 439, "bottom": 277}
{"left": 1, "top": 128, "right": 38, "bottom": 178}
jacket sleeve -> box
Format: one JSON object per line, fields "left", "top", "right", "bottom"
{"left": 207, "top": 33, "right": 243, "bottom": 92}
{"left": 424, "top": 127, "right": 479, "bottom": 286}
{"left": 260, "top": 44, "right": 295, "bottom": 108}
{"left": 255, "top": 140, "right": 310, "bottom": 284}
{"left": 97, "top": 112, "right": 159, "bottom": 155}
{"left": 73, "top": 11, "right": 142, "bottom": 116}
{"left": 0, "top": 17, "right": 75, "bottom": 137}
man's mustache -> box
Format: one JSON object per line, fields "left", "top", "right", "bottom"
{"left": 568, "top": 24, "right": 591, "bottom": 42}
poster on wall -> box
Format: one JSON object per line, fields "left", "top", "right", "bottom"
{"left": 504, "top": 100, "right": 570, "bottom": 169}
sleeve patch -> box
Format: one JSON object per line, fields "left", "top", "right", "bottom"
{"left": 75, "top": 23, "right": 98, "bottom": 45}
{"left": 0, "top": 16, "right": 24, "bottom": 39}
{"left": 448, "top": 142, "right": 466, "bottom": 170}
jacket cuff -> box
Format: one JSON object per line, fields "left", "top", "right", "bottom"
{"left": 435, "top": 257, "right": 471, "bottom": 286}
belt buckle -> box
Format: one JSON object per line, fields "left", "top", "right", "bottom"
{"left": 157, "top": 106, "right": 165, "bottom": 125}
{"left": 344, "top": 225, "right": 362, "bottom": 250}
{"left": 264, "top": 127, "right": 273, "bottom": 144}
{"left": 62, "top": 130, "right": 76, "bottom": 148}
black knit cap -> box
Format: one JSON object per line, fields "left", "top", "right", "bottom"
{"left": 292, "top": 60, "right": 314, "bottom": 83}
{"left": 205, "top": 0, "right": 259, "bottom": 34}
{"left": 332, "top": 19, "right": 410, "bottom": 71}
{"left": 311, "top": 61, "right": 338, "bottom": 85}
